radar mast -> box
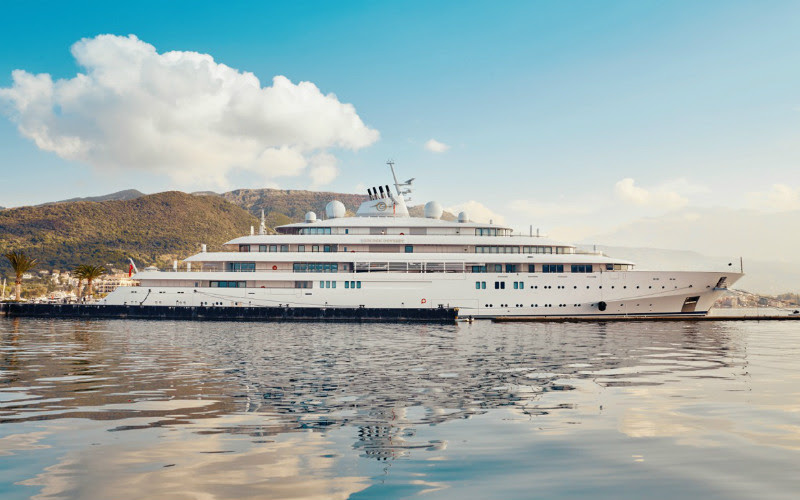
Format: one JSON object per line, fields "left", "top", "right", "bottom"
{"left": 388, "top": 160, "right": 414, "bottom": 202}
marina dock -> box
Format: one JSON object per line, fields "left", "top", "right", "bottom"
{"left": 0, "top": 303, "right": 458, "bottom": 323}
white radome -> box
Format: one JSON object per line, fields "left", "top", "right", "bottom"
{"left": 326, "top": 200, "right": 346, "bottom": 219}
{"left": 424, "top": 201, "right": 443, "bottom": 219}
{"left": 458, "top": 211, "right": 469, "bottom": 223}
{"left": 305, "top": 211, "right": 317, "bottom": 223}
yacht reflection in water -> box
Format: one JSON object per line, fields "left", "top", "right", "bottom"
{"left": 1, "top": 320, "right": 742, "bottom": 463}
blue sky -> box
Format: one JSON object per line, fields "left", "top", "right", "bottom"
{"left": 2, "top": 1, "right": 800, "bottom": 248}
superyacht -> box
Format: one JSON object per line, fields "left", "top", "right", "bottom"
{"left": 103, "top": 163, "right": 742, "bottom": 318}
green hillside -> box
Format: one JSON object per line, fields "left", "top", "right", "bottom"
{"left": 0, "top": 192, "right": 257, "bottom": 273}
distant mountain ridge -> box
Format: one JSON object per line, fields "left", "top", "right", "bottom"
{"left": 43, "top": 189, "right": 146, "bottom": 205}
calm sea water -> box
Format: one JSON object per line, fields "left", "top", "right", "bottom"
{"left": 1, "top": 318, "right": 799, "bottom": 499}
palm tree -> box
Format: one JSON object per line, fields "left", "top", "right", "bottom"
{"left": 80, "top": 265, "right": 107, "bottom": 300}
{"left": 4, "top": 251, "right": 38, "bottom": 301}
{"left": 73, "top": 265, "right": 87, "bottom": 300}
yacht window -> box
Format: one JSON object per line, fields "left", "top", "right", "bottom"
{"left": 210, "top": 281, "right": 246, "bottom": 288}
{"left": 425, "top": 262, "right": 445, "bottom": 273}
{"left": 323, "top": 245, "right": 331, "bottom": 252}
{"left": 476, "top": 281, "right": 481, "bottom": 289}
{"left": 482, "top": 282, "right": 486, "bottom": 289}
{"left": 259, "top": 245, "right": 267, "bottom": 252}
{"left": 345, "top": 229, "right": 349, "bottom": 234}
{"left": 505, "top": 264, "right": 517, "bottom": 273}
{"left": 494, "top": 264, "right": 502, "bottom": 272}
{"left": 228, "top": 262, "right": 255, "bottom": 272}
{"left": 528, "top": 264, "right": 536, "bottom": 273}
{"left": 345, "top": 281, "right": 350, "bottom": 288}
{"left": 357, "top": 281, "right": 361, "bottom": 289}
{"left": 370, "top": 262, "right": 389, "bottom": 272}
{"left": 312, "top": 245, "right": 319, "bottom": 252}
{"left": 542, "top": 264, "right": 564, "bottom": 273}
{"left": 571, "top": 265, "right": 592, "bottom": 273}
{"left": 389, "top": 262, "right": 408, "bottom": 272}
{"left": 280, "top": 245, "right": 288, "bottom": 252}
{"left": 239, "top": 245, "right": 250, "bottom": 252}
{"left": 405, "top": 245, "right": 413, "bottom": 253}
{"left": 269, "top": 245, "right": 277, "bottom": 252}
{"left": 298, "top": 245, "right": 305, "bottom": 252}
{"left": 332, "top": 281, "right": 336, "bottom": 288}
{"left": 607, "top": 264, "right": 613, "bottom": 271}
{"left": 471, "top": 265, "right": 486, "bottom": 273}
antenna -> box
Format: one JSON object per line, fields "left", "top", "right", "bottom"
{"left": 388, "top": 160, "right": 414, "bottom": 202}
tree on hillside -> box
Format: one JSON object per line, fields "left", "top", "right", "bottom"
{"left": 73, "top": 265, "right": 87, "bottom": 299}
{"left": 77, "top": 265, "right": 106, "bottom": 300}
{"left": 4, "top": 251, "right": 38, "bottom": 301}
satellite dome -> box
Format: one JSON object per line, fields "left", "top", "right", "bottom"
{"left": 325, "top": 200, "right": 346, "bottom": 218}
{"left": 458, "top": 211, "right": 469, "bottom": 223}
{"left": 424, "top": 201, "right": 443, "bottom": 219}
{"left": 305, "top": 211, "right": 317, "bottom": 223}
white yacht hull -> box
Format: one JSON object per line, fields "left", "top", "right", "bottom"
{"left": 102, "top": 270, "right": 741, "bottom": 319}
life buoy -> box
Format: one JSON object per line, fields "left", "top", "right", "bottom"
{"left": 421, "top": 298, "right": 427, "bottom": 304}
{"left": 272, "top": 265, "right": 278, "bottom": 270}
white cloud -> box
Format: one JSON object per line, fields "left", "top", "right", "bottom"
{"left": 614, "top": 178, "right": 688, "bottom": 210}
{"left": 746, "top": 184, "right": 800, "bottom": 211}
{"left": 0, "top": 34, "right": 379, "bottom": 189}
{"left": 424, "top": 138, "right": 450, "bottom": 153}
{"left": 308, "top": 153, "right": 339, "bottom": 188}
{"left": 446, "top": 200, "right": 506, "bottom": 224}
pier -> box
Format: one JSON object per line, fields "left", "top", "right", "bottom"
{"left": 0, "top": 303, "right": 458, "bottom": 323}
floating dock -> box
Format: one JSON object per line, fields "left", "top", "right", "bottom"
{"left": 0, "top": 303, "right": 458, "bottom": 323}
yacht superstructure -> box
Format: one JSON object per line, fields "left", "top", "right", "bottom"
{"left": 103, "top": 164, "right": 742, "bottom": 318}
